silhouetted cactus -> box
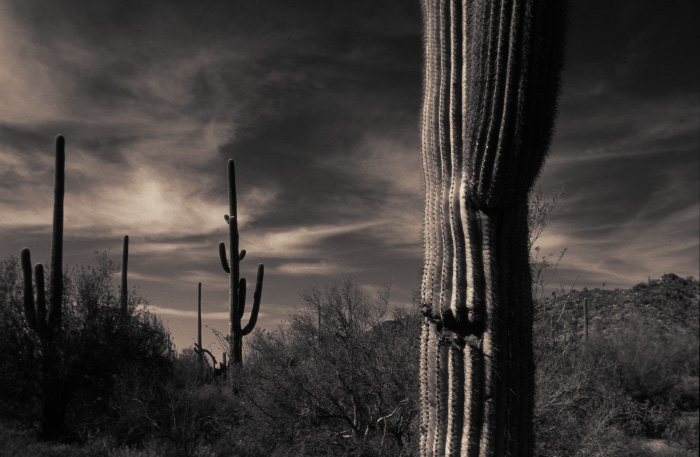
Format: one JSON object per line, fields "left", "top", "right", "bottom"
{"left": 20, "top": 135, "right": 66, "bottom": 439}
{"left": 120, "top": 235, "right": 129, "bottom": 316}
{"left": 418, "top": 1, "right": 567, "bottom": 455}
{"left": 196, "top": 282, "right": 203, "bottom": 367}
{"left": 583, "top": 297, "right": 589, "bottom": 341}
{"left": 193, "top": 282, "right": 212, "bottom": 371}
{"left": 219, "top": 159, "right": 264, "bottom": 366}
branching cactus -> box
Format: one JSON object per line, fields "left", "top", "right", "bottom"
{"left": 21, "top": 135, "right": 65, "bottom": 339}
{"left": 219, "top": 159, "right": 265, "bottom": 366}
{"left": 20, "top": 134, "right": 66, "bottom": 439}
{"left": 419, "top": 1, "right": 567, "bottom": 456}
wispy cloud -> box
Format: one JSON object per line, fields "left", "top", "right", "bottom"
{"left": 276, "top": 261, "right": 346, "bottom": 276}
{"left": 247, "top": 222, "right": 383, "bottom": 258}
{"left": 143, "top": 305, "right": 230, "bottom": 320}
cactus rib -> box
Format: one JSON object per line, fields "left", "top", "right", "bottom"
{"left": 418, "top": 1, "right": 567, "bottom": 455}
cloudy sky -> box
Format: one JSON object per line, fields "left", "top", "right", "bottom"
{"left": 1, "top": 0, "right": 697, "bottom": 357}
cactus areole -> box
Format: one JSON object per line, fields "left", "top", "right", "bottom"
{"left": 418, "top": 1, "right": 567, "bottom": 456}
{"left": 219, "top": 159, "right": 264, "bottom": 366}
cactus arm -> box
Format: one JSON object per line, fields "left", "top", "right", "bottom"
{"left": 20, "top": 248, "right": 37, "bottom": 330}
{"left": 194, "top": 343, "right": 217, "bottom": 369}
{"left": 238, "top": 278, "right": 246, "bottom": 319}
{"left": 464, "top": 1, "right": 568, "bottom": 208}
{"left": 48, "top": 135, "right": 64, "bottom": 332}
{"left": 219, "top": 242, "right": 230, "bottom": 273}
{"left": 120, "top": 235, "right": 129, "bottom": 315}
{"left": 242, "top": 264, "right": 264, "bottom": 336}
{"left": 35, "top": 264, "right": 47, "bottom": 335}
{"left": 201, "top": 347, "right": 216, "bottom": 368}
{"left": 239, "top": 250, "right": 246, "bottom": 261}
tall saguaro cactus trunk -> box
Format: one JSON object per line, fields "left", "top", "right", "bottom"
{"left": 120, "top": 235, "right": 129, "bottom": 316}
{"left": 197, "top": 282, "right": 203, "bottom": 369}
{"left": 219, "top": 159, "right": 265, "bottom": 368}
{"left": 418, "top": 1, "right": 567, "bottom": 456}
{"left": 20, "top": 135, "right": 66, "bottom": 439}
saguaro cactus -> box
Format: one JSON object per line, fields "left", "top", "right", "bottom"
{"left": 194, "top": 282, "right": 204, "bottom": 368}
{"left": 583, "top": 297, "right": 589, "bottom": 341}
{"left": 120, "top": 235, "right": 129, "bottom": 316}
{"left": 20, "top": 134, "right": 66, "bottom": 439}
{"left": 198, "top": 282, "right": 203, "bottom": 365}
{"left": 418, "top": 1, "right": 567, "bottom": 456}
{"left": 219, "top": 159, "right": 265, "bottom": 365}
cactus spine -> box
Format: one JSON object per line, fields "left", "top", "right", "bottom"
{"left": 419, "top": 1, "right": 567, "bottom": 456}
{"left": 120, "top": 235, "right": 129, "bottom": 316}
{"left": 219, "top": 159, "right": 264, "bottom": 366}
{"left": 20, "top": 135, "right": 66, "bottom": 439}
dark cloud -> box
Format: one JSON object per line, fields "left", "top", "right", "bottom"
{"left": 1, "top": 0, "right": 697, "bottom": 353}
{"left": 565, "top": 0, "right": 699, "bottom": 100}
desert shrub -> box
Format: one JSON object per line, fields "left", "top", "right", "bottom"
{"left": 533, "top": 313, "right": 624, "bottom": 456}
{"left": 0, "top": 257, "right": 40, "bottom": 423}
{"left": 585, "top": 321, "right": 693, "bottom": 401}
{"left": 580, "top": 319, "right": 698, "bottom": 439}
{"left": 0, "top": 420, "right": 166, "bottom": 457}
{"left": 242, "top": 277, "right": 420, "bottom": 456}
{"left": 0, "top": 254, "right": 173, "bottom": 441}
{"left": 106, "top": 349, "right": 261, "bottom": 457}
{"left": 534, "top": 295, "right": 699, "bottom": 456}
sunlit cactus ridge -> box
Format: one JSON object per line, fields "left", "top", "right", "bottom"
{"left": 418, "top": 0, "right": 568, "bottom": 456}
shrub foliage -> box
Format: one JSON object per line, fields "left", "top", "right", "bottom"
{"left": 1, "top": 256, "right": 697, "bottom": 456}
{"left": 0, "top": 253, "right": 173, "bottom": 440}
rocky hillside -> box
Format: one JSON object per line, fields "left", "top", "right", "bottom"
{"left": 538, "top": 273, "right": 699, "bottom": 338}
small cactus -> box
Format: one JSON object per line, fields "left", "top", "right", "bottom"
{"left": 196, "top": 282, "right": 203, "bottom": 368}
{"left": 120, "top": 235, "right": 129, "bottom": 316}
{"left": 583, "top": 297, "right": 589, "bottom": 341}
{"left": 218, "top": 159, "right": 264, "bottom": 366}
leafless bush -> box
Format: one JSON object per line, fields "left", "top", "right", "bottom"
{"left": 243, "top": 277, "right": 420, "bottom": 456}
